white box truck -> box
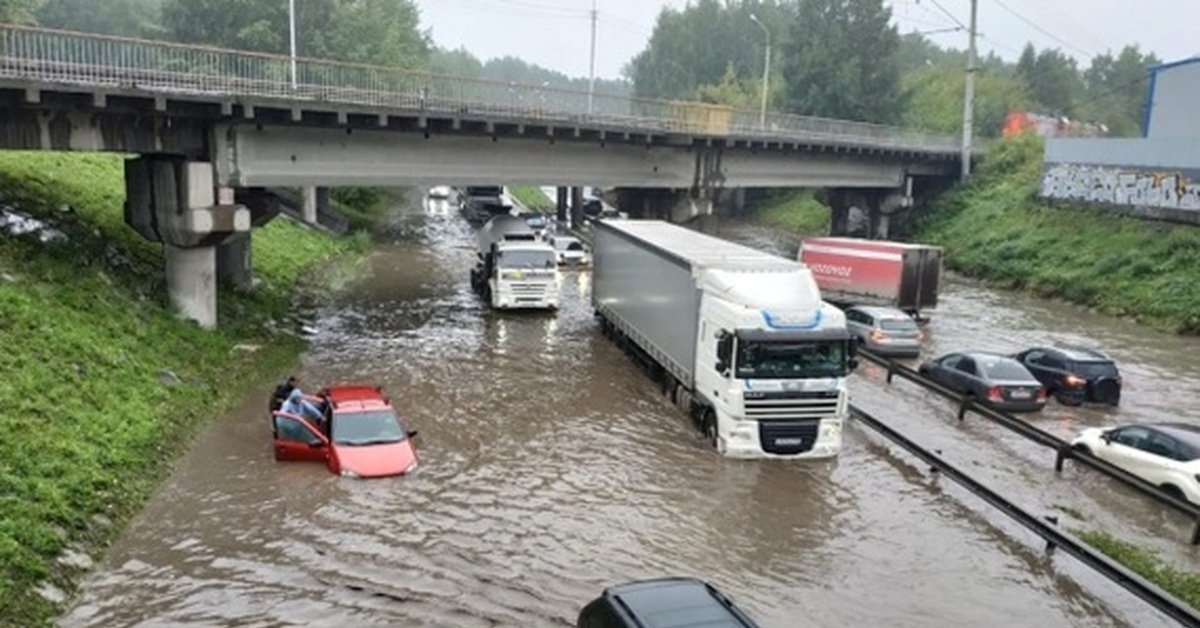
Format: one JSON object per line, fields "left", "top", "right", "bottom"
{"left": 592, "top": 220, "right": 856, "bottom": 459}
{"left": 470, "top": 215, "right": 559, "bottom": 310}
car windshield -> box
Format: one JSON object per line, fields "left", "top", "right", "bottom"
{"left": 1075, "top": 361, "right": 1119, "bottom": 378}
{"left": 735, "top": 340, "right": 848, "bottom": 379}
{"left": 331, "top": 410, "right": 407, "bottom": 446}
{"left": 880, "top": 317, "right": 918, "bottom": 331}
{"left": 554, "top": 238, "right": 582, "bottom": 251}
{"left": 980, "top": 358, "right": 1031, "bottom": 380}
{"left": 497, "top": 250, "right": 556, "bottom": 269}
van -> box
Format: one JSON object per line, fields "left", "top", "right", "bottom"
{"left": 577, "top": 577, "right": 761, "bottom": 627}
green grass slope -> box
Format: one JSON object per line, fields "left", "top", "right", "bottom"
{"left": 754, "top": 190, "right": 831, "bottom": 236}
{"left": 914, "top": 134, "right": 1200, "bottom": 335}
{"left": 0, "top": 152, "right": 363, "bottom": 626}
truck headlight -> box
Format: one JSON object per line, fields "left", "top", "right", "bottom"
{"left": 821, "top": 422, "right": 842, "bottom": 438}
{"left": 730, "top": 425, "right": 755, "bottom": 441}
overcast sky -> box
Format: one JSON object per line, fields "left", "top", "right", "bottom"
{"left": 412, "top": 0, "right": 1195, "bottom": 80}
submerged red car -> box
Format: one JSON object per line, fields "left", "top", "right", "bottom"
{"left": 271, "top": 384, "right": 419, "bottom": 478}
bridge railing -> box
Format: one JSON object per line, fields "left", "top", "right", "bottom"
{"left": 0, "top": 23, "right": 960, "bottom": 154}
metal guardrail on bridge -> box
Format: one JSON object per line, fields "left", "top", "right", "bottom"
{"left": 0, "top": 23, "right": 961, "bottom": 154}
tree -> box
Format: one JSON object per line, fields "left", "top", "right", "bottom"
{"left": 901, "top": 65, "right": 1029, "bottom": 137}
{"left": 780, "top": 0, "right": 902, "bottom": 123}
{"left": 1015, "top": 45, "right": 1084, "bottom": 116}
{"left": 0, "top": 0, "right": 42, "bottom": 23}
{"left": 627, "top": 0, "right": 786, "bottom": 101}
{"left": 36, "top": 0, "right": 164, "bottom": 37}
{"left": 1081, "top": 45, "right": 1160, "bottom": 136}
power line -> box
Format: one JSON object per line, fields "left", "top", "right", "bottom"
{"left": 992, "top": 0, "right": 1096, "bottom": 59}
{"left": 1009, "top": 0, "right": 1110, "bottom": 54}
{"left": 925, "top": 0, "right": 967, "bottom": 30}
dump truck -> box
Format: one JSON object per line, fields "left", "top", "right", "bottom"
{"left": 798, "top": 237, "right": 942, "bottom": 319}
{"left": 592, "top": 220, "right": 855, "bottom": 459}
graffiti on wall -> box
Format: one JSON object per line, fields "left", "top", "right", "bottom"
{"left": 1040, "top": 163, "right": 1200, "bottom": 211}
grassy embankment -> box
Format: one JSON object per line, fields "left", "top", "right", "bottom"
{"left": 509, "top": 185, "right": 555, "bottom": 213}
{"left": 1076, "top": 530, "right": 1200, "bottom": 609}
{"left": 0, "top": 152, "right": 366, "bottom": 626}
{"left": 754, "top": 189, "right": 831, "bottom": 236}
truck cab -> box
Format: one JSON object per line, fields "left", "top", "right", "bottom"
{"left": 694, "top": 267, "right": 854, "bottom": 458}
{"left": 471, "top": 215, "right": 559, "bottom": 310}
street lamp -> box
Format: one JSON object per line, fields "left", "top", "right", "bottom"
{"left": 749, "top": 13, "right": 771, "bottom": 130}
{"left": 288, "top": 0, "right": 298, "bottom": 89}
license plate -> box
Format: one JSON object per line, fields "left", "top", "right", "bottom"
{"left": 776, "top": 438, "right": 804, "bottom": 446}
{"left": 1010, "top": 389, "right": 1031, "bottom": 399}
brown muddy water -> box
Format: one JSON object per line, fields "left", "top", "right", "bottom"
{"left": 56, "top": 209, "right": 1198, "bottom": 627}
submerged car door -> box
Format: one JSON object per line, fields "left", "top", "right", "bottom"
{"left": 1102, "top": 426, "right": 1157, "bottom": 476}
{"left": 272, "top": 413, "right": 330, "bottom": 462}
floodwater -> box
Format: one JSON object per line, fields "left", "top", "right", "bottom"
{"left": 56, "top": 208, "right": 1197, "bottom": 627}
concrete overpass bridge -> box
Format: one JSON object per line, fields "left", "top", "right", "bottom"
{"left": 0, "top": 23, "right": 964, "bottom": 328}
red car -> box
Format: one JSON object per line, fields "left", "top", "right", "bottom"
{"left": 271, "top": 384, "right": 419, "bottom": 478}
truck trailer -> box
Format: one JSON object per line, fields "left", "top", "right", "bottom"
{"left": 592, "top": 220, "right": 855, "bottom": 459}
{"left": 798, "top": 237, "right": 942, "bottom": 318}
{"left": 471, "top": 215, "right": 559, "bottom": 310}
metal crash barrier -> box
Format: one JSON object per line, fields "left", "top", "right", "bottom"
{"left": 849, "top": 405, "right": 1200, "bottom": 627}
{"left": 858, "top": 349, "right": 1200, "bottom": 545}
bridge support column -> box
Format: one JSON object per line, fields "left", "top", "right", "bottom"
{"left": 302, "top": 186, "right": 318, "bottom": 223}
{"left": 166, "top": 244, "right": 217, "bottom": 327}
{"left": 570, "top": 186, "right": 584, "bottom": 229}
{"left": 824, "top": 187, "right": 911, "bottom": 239}
{"left": 124, "top": 156, "right": 251, "bottom": 329}
{"left": 556, "top": 186, "right": 568, "bottom": 224}
{"left": 216, "top": 232, "right": 253, "bottom": 291}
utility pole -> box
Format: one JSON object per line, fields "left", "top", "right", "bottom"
{"left": 288, "top": 0, "right": 298, "bottom": 89}
{"left": 587, "top": 0, "right": 597, "bottom": 115}
{"left": 960, "top": 0, "right": 978, "bottom": 181}
{"left": 750, "top": 14, "right": 771, "bottom": 130}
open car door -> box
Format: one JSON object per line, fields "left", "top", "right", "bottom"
{"left": 272, "top": 412, "right": 329, "bottom": 462}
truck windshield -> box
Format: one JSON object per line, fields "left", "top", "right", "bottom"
{"left": 735, "top": 340, "right": 847, "bottom": 379}
{"left": 497, "top": 250, "right": 555, "bottom": 269}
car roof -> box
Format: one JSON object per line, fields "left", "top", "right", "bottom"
{"left": 955, "top": 351, "right": 1017, "bottom": 361}
{"left": 848, "top": 305, "right": 911, "bottom": 318}
{"left": 1136, "top": 423, "right": 1200, "bottom": 447}
{"left": 1051, "top": 345, "right": 1114, "bottom": 362}
{"left": 604, "top": 578, "right": 758, "bottom": 627}
{"left": 322, "top": 385, "right": 393, "bottom": 413}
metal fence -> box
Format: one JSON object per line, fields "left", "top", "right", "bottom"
{"left": 0, "top": 23, "right": 961, "bottom": 154}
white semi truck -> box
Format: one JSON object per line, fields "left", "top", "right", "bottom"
{"left": 592, "top": 220, "right": 856, "bottom": 459}
{"left": 470, "top": 215, "right": 559, "bottom": 310}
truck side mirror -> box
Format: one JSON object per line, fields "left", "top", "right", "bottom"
{"left": 715, "top": 359, "right": 728, "bottom": 374}
{"left": 848, "top": 358, "right": 859, "bottom": 371}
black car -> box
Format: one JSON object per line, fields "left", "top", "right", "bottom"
{"left": 1013, "top": 346, "right": 1121, "bottom": 406}
{"left": 577, "top": 577, "right": 761, "bottom": 628}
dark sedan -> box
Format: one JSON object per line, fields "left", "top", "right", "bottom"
{"left": 918, "top": 351, "right": 1047, "bottom": 413}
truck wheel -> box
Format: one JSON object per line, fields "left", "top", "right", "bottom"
{"left": 702, "top": 410, "right": 717, "bottom": 449}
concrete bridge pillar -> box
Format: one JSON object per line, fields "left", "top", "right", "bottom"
{"left": 302, "top": 186, "right": 318, "bottom": 223}
{"left": 556, "top": 186, "right": 568, "bottom": 224}
{"left": 216, "top": 233, "right": 253, "bottom": 291}
{"left": 824, "top": 186, "right": 911, "bottom": 239}
{"left": 124, "top": 156, "right": 251, "bottom": 329}
{"left": 569, "top": 186, "right": 584, "bottom": 229}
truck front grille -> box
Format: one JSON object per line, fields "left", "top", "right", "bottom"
{"left": 759, "top": 420, "right": 820, "bottom": 455}
{"left": 510, "top": 282, "right": 550, "bottom": 295}
{"left": 743, "top": 390, "right": 840, "bottom": 420}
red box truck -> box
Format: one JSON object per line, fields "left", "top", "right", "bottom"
{"left": 798, "top": 237, "right": 943, "bottom": 317}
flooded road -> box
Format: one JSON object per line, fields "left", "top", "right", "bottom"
{"left": 59, "top": 210, "right": 1193, "bottom": 627}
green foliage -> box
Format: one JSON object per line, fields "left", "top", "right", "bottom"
{"left": 755, "top": 190, "right": 830, "bottom": 235}
{"left": 0, "top": 152, "right": 361, "bottom": 625}
{"left": 781, "top": 0, "right": 902, "bottom": 123}
{"left": 1080, "top": 45, "right": 1161, "bottom": 137}
{"left": 902, "top": 65, "right": 1030, "bottom": 137}
{"left": 0, "top": 0, "right": 42, "bottom": 23}
{"left": 509, "top": 186, "right": 553, "bottom": 212}
{"left": 36, "top": 0, "right": 164, "bottom": 37}
{"left": 695, "top": 63, "right": 781, "bottom": 109}
{"left": 161, "top": 0, "right": 428, "bottom": 67}
{"left": 628, "top": 0, "right": 786, "bottom": 100}
{"left": 429, "top": 48, "right": 632, "bottom": 96}
{"left": 1076, "top": 530, "right": 1200, "bottom": 610}
{"left": 1016, "top": 44, "right": 1085, "bottom": 117}
{"left": 915, "top": 135, "right": 1200, "bottom": 335}
{"left": 330, "top": 187, "right": 392, "bottom": 233}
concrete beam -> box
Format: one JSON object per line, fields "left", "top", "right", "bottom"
{"left": 165, "top": 244, "right": 217, "bottom": 329}
{"left": 213, "top": 123, "right": 912, "bottom": 189}
{"left": 302, "top": 186, "right": 318, "bottom": 223}
{"left": 216, "top": 233, "right": 253, "bottom": 291}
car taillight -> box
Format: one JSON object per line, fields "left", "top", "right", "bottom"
{"left": 1036, "top": 387, "right": 1047, "bottom": 402}
{"left": 1063, "top": 374, "right": 1087, "bottom": 388}
{"left": 870, "top": 330, "right": 887, "bottom": 341}
{"left": 986, "top": 386, "right": 1004, "bottom": 403}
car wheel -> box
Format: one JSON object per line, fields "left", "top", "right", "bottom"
{"left": 1160, "top": 484, "right": 1186, "bottom": 500}
{"left": 1071, "top": 443, "right": 1091, "bottom": 456}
